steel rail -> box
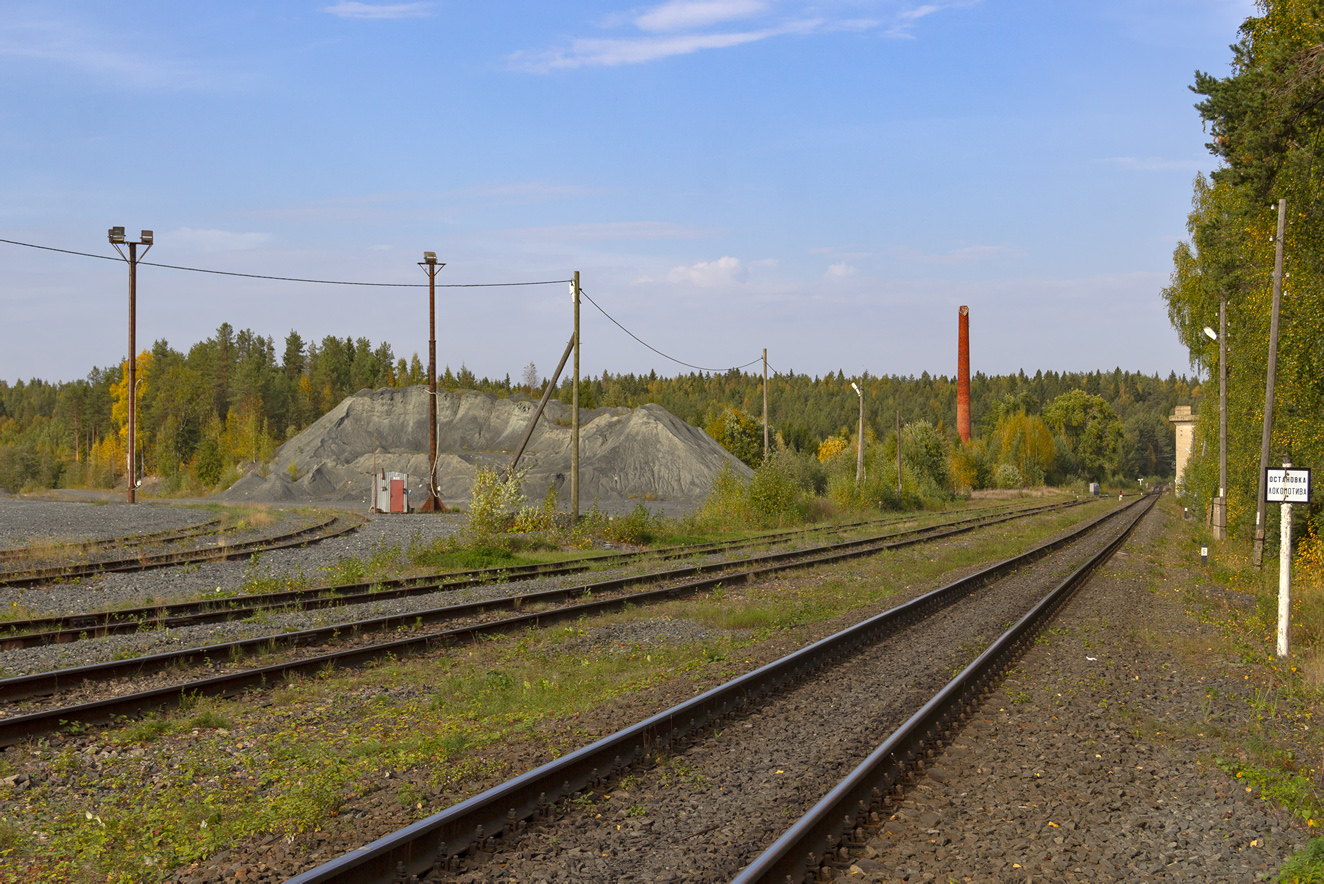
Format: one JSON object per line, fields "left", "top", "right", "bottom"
{"left": 729, "top": 491, "right": 1158, "bottom": 884}
{"left": 0, "top": 501, "right": 1067, "bottom": 703}
{"left": 0, "top": 515, "right": 364, "bottom": 588}
{"left": 280, "top": 497, "right": 1145, "bottom": 884}
{"left": 0, "top": 501, "right": 1073, "bottom": 648}
{"left": 0, "top": 499, "right": 1111, "bottom": 745}
{"left": 0, "top": 508, "right": 939, "bottom": 637}
{"left": 0, "top": 518, "right": 224, "bottom": 564}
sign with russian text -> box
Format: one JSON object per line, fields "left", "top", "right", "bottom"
{"left": 1267, "top": 468, "right": 1312, "bottom": 503}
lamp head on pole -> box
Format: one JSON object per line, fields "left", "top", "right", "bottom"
{"left": 423, "top": 251, "right": 437, "bottom": 265}
{"left": 108, "top": 227, "right": 126, "bottom": 244}
{"left": 1203, "top": 327, "right": 1218, "bottom": 342}
{"left": 140, "top": 230, "right": 153, "bottom": 245}
{"left": 851, "top": 382, "right": 860, "bottom": 396}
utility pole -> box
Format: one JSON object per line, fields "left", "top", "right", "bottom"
{"left": 1216, "top": 296, "right": 1228, "bottom": 539}
{"left": 108, "top": 226, "right": 152, "bottom": 504}
{"left": 1278, "top": 460, "right": 1294, "bottom": 657}
{"left": 762, "top": 349, "right": 769, "bottom": 462}
{"left": 851, "top": 382, "right": 864, "bottom": 483}
{"left": 1254, "top": 199, "right": 1287, "bottom": 568}
{"left": 896, "top": 410, "right": 902, "bottom": 492}
{"left": 572, "top": 271, "right": 580, "bottom": 523}
{"left": 419, "top": 252, "right": 446, "bottom": 512}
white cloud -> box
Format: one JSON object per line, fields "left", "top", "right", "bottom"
{"left": 512, "top": 23, "right": 817, "bottom": 71}
{"left": 513, "top": 2, "right": 970, "bottom": 72}
{"left": 666, "top": 256, "right": 748, "bottom": 287}
{"left": 637, "top": 0, "right": 767, "bottom": 33}
{"left": 825, "top": 262, "right": 857, "bottom": 279}
{"left": 168, "top": 228, "right": 273, "bottom": 253}
{"left": 323, "top": 2, "right": 433, "bottom": 20}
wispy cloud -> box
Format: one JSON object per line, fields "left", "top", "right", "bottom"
{"left": 825, "top": 262, "right": 857, "bottom": 279}
{"left": 512, "top": 1, "right": 969, "bottom": 72}
{"left": 323, "top": 2, "right": 433, "bottom": 19}
{"left": 512, "top": 22, "right": 818, "bottom": 71}
{"left": 168, "top": 228, "right": 273, "bottom": 252}
{"left": 637, "top": 0, "right": 767, "bottom": 33}
{"left": 0, "top": 15, "right": 229, "bottom": 91}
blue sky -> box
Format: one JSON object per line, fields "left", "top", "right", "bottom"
{"left": 1, "top": 0, "right": 1253, "bottom": 384}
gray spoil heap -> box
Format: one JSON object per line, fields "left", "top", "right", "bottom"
{"left": 222, "top": 386, "right": 752, "bottom": 511}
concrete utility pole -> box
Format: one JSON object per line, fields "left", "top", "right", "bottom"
{"left": 108, "top": 226, "right": 152, "bottom": 504}
{"left": 1254, "top": 199, "right": 1288, "bottom": 568}
{"left": 851, "top": 382, "right": 864, "bottom": 483}
{"left": 572, "top": 271, "right": 580, "bottom": 523}
{"left": 763, "top": 349, "right": 769, "bottom": 463}
{"left": 419, "top": 252, "right": 446, "bottom": 512}
{"left": 1278, "top": 460, "right": 1294, "bottom": 657}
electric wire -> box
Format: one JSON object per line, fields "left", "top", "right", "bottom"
{"left": 0, "top": 238, "right": 569, "bottom": 288}
{"left": 577, "top": 286, "right": 761, "bottom": 374}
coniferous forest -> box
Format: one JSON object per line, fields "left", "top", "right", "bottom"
{"left": 0, "top": 321, "right": 1192, "bottom": 495}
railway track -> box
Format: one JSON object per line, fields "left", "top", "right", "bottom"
{"left": 279, "top": 492, "right": 1156, "bottom": 884}
{"left": 0, "top": 499, "right": 1075, "bottom": 650}
{"left": 0, "top": 514, "right": 365, "bottom": 588}
{"left": 0, "top": 498, "right": 1099, "bottom": 746}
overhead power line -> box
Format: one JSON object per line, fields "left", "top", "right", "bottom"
{"left": 0, "top": 237, "right": 570, "bottom": 288}
{"left": 578, "top": 286, "right": 761, "bottom": 374}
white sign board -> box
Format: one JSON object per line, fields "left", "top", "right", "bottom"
{"left": 1266, "top": 468, "right": 1312, "bottom": 503}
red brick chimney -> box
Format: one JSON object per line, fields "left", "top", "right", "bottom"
{"left": 957, "top": 306, "right": 971, "bottom": 444}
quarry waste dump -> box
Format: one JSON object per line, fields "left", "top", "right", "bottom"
{"left": 224, "top": 386, "right": 752, "bottom": 513}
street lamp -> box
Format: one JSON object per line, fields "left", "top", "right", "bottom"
{"left": 1205, "top": 302, "right": 1228, "bottom": 540}
{"left": 109, "top": 227, "right": 152, "bottom": 504}
{"left": 418, "top": 251, "right": 446, "bottom": 512}
{"left": 851, "top": 381, "right": 864, "bottom": 484}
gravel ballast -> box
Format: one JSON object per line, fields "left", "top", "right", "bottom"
{"left": 2, "top": 495, "right": 1311, "bottom": 884}
{"left": 841, "top": 501, "right": 1308, "bottom": 883}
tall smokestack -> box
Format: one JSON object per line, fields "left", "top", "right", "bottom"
{"left": 957, "top": 305, "right": 971, "bottom": 444}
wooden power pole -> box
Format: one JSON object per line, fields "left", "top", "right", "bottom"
{"left": 762, "top": 349, "right": 769, "bottom": 462}
{"left": 572, "top": 271, "right": 580, "bottom": 523}
{"left": 1254, "top": 199, "right": 1288, "bottom": 568}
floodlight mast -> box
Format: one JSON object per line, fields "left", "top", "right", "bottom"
{"left": 419, "top": 252, "right": 446, "bottom": 512}
{"left": 109, "top": 227, "right": 152, "bottom": 504}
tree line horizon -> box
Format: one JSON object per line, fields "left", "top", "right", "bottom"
{"left": 0, "top": 320, "right": 1192, "bottom": 496}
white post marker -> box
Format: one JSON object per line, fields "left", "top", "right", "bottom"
{"left": 1266, "top": 462, "right": 1312, "bottom": 657}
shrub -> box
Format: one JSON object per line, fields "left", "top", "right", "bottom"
{"left": 993, "top": 463, "right": 1024, "bottom": 489}
{"left": 746, "top": 454, "right": 805, "bottom": 525}
{"left": 468, "top": 466, "right": 527, "bottom": 536}
{"left": 900, "top": 421, "right": 952, "bottom": 491}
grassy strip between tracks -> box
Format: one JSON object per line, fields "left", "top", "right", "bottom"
{"left": 0, "top": 496, "right": 1106, "bottom": 883}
